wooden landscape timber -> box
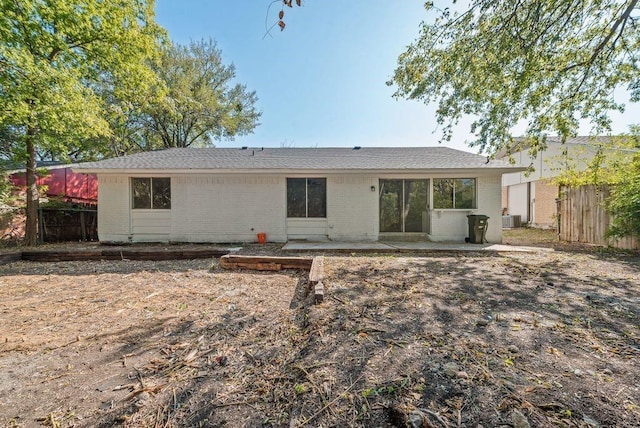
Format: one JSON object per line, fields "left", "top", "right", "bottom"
{"left": 0, "top": 252, "right": 22, "bottom": 265}
{"left": 308, "top": 256, "right": 325, "bottom": 303}
{"left": 16, "top": 248, "right": 229, "bottom": 262}
{"left": 219, "top": 254, "right": 326, "bottom": 304}
{"left": 219, "top": 254, "right": 313, "bottom": 270}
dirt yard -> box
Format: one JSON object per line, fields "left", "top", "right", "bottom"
{"left": 0, "top": 245, "right": 639, "bottom": 427}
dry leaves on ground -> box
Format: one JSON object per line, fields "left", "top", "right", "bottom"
{"left": 0, "top": 249, "right": 638, "bottom": 427}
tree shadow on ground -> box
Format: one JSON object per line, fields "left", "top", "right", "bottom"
{"left": 0, "top": 258, "right": 214, "bottom": 276}
{"left": 8, "top": 252, "right": 635, "bottom": 427}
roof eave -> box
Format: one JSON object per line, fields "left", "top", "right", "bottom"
{"left": 73, "top": 166, "right": 527, "bottom": 175}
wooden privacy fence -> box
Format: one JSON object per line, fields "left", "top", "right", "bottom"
{"left": 557, "top": 184, "right": 639, "bottom": 250}
{"left": 38, "top": 208, "right": 98, "bottom": 242}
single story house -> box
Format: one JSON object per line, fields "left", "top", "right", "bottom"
{"left": 74, "top": 147, "right": 525, "bottom": 244}
{"left": 498, "top": 136, "right": 637, "bottom": 228}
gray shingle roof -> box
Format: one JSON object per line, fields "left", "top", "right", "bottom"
{"left": 74, "top": 147, "right": 523, "bottom": 172}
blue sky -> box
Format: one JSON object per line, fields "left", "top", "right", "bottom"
{"left": 155, "top": 0, "right": 639, "bottom": 154}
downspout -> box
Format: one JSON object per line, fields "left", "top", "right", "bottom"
{"left": 527, "top": 182, "right": 531, "bottom": 224}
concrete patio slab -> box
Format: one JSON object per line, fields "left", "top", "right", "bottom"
{"left": 384, "top": 242, "right": 553, "bottom": 252}
{"left": 282, "top": 241, "right": 553, "bottom": 253}
{"left": 282, "top": 241, "right": 395, "bottom": 251}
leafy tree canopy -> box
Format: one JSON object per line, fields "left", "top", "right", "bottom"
{"left": 552, "top": 134, "right": 640, "bottom": 186}
{"left": 105, "top": 39, "right": 261, "bottom": 155}
{"left": 606, "top": 152, "right": 640, "bottom": 239}
{"left": 0, "top": 0, "right": 165, "bottom": 157}
{"left": 0, "top": 0, "right": 165, "bottom": 244}
{"left": 390, "top": 0, "right": 640, "bottom": 155}
{"left": 147, "top": 39, "right": 261, "bottom": 149}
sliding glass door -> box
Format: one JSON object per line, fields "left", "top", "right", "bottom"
{"left": 379, "top": 179, "right": 430, "bottom": 233}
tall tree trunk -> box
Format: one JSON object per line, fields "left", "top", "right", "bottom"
{"left": 24, "top": 125, "right": 39, "bottom": 246}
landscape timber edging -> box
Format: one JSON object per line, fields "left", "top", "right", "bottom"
{"left": 219, "top": 254, "right": 326, "bottom": 304}
{"left": 1, "top": 248, "right": 229, "bottom": 263}
{"left": 219, "top": 254, "right": 313, "bottom": 270}
{"left": 0, "top": 252, "right": 22, "bottom": 265}
{"left": 308, "top": 256, "right": 325, "bottom": 304}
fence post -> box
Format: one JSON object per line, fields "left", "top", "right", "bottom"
{"left": 80, "top": 210, "right": 86, "bottom": 241}
{"left": 38, "top": 207, "right": 44, "bottom": 244}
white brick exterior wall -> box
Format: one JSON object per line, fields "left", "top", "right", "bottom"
{"left": 428, "top": 175, "right": 502, "bottom": 242}
{"left": 97, "top": 175, "right": 131, "bottom": 242}
{"left": 327, "top": 175, "right": 378, "bottom": 241}
{"left": 477, "top": 175, "right": 503, "bottom": 242}
{"left": 97, "top": 172, "right": 506, "bottom": 243}
{"left": 171, "top": 175, "right": 287, "bottom": 242}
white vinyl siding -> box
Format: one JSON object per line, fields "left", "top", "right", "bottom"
{"left": 286, "top": 218, "right": 328, "bottom": 239}
{"left": 131, "top": 210, "right": 172, "bottom": 240}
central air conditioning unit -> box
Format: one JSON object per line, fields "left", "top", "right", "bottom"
{"left": 502, "top": 215, "right": 522, "bottom": 228}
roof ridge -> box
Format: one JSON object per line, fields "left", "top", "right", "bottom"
{"left": 74, "top": 146, "right": 523, "bottom": 172}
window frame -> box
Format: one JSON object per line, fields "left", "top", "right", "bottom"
{"left": 131, "top": 177, "right": 171, "bottom": 210}
{"left": 286, "top": 177, "right": 327, "bottom": 218}
{"left": 432, "top": 178, "right": 477, "bottom": 210}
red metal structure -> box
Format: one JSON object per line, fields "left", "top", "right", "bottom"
{"left": 10, "top": 165, "right": 98, "bottom": 204}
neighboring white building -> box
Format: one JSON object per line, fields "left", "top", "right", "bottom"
{"left": 74, "top": 147, "right": 524, "bottom": 244}
{"left": 498, "top": 136, "right": 635, "bottom": 229}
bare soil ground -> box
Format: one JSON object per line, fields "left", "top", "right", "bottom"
{"left": 0, "top": 234, "right": 639, "bottom": 427}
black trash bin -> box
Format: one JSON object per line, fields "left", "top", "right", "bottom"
{"left": 466, "top": 214, "right": 489, "bottom": 244}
